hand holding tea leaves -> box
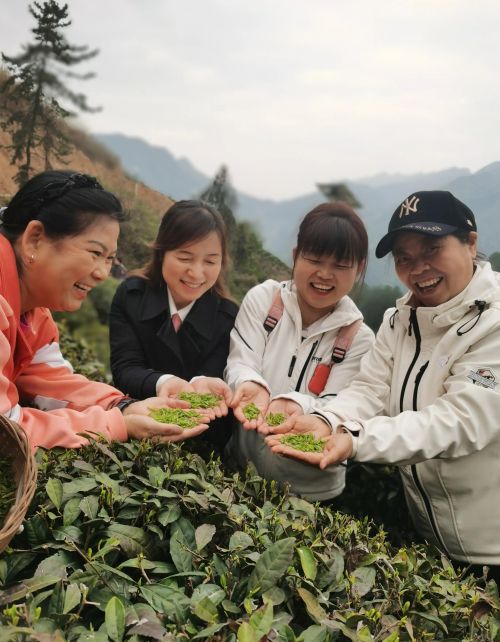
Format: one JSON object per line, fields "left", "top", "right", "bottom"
{"left": 319, "top": 429, "right": 354, "bottom": 468}
{"left": 123, "top": 396, "right": 209, "bottom": 442}
{"left": 266, "top": 414, "right": 333, "bottom": 465}
{"left": 258, "top": 398, "right": 303, "bottom": 435}
{"left": 158, "top": 376, "right": 195, "bottom": 400}
{"left": 231, "top": 381, "right": 270, "bottom": 430}
{"left": 190, "top": 376, "right": 233, "bottom": 419}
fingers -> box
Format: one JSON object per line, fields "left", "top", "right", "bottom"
{"left": 159, "top": 423, "right": 210, "bottom": 443}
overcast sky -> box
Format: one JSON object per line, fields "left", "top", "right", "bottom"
{"left": 3, "top": 0, "right": 500, "bottom": 199}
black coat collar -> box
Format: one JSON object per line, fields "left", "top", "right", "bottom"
{"left": 139, "top": 283, "right": 220, "bottom": 340}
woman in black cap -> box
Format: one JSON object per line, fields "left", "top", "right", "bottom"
{"left": 267, "top": 190, "right": 500, "bottom": 583}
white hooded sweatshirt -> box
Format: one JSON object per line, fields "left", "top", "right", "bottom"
{"left": 318, "top": 262, "right": 500, "bottom": 563}
{"left": 225, "top": 279, "right": 374, "bottom": 501}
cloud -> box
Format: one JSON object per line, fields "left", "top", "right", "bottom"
{"left": 2, "top": 0, "right": 500, "bottom": 198}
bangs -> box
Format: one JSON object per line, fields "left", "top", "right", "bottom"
{"left": 159, "top": 207, "right": 220, "bottom": 251}
{"left": 299, "top": 216, "right": 362, "bottom": 264}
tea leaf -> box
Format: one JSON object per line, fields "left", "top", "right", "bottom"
{"left": 63, "top": 496, "right": 81, "bottom": 525}
{"left": 79, "top": 494, "right": 99, "bottom": 519}
{"left": 229, "top": 531, "right": 253, "bottom": 551}
{"left": 248, "top": 537, "right": 295, "bottom": 594}
{"left": 63, "top": 582, "right": 81, "bottom": 613}
{"left": 298, "top": 625, "right": 329, "bottom": 642}
{"left": 157, "top": 504, "right": 181, "bottom": 526}
{"left": 238, "top": 621, "right": 259, "bottom": 642}
{"left": 170, "top": 529, "right": 193, "bottom": 573}
{"left": 105, "top": 595, "right": 125, "bottom": 642}
{"left": 195, "top": 523, "right": 216, "bottom": 552}
{"left": 194, "top": 595, "right": 219, "bottom": 623}
{"left": 351, "top": 566, "right": 376, "bottom": 599}
{"left": 106, "top": 523, "right": 149, "bottom": 556}
{"left": 45, "top": 478, "right": 63, "bottom": 511}
{"left": 249, "top": 602, "right": 273, "bottom": 638}
{"left": 297, "top": 587, "right": 327, "bottom": 624}
{"left": 191, "top": 583, "right": 225, "bottom": 607}
{"left": 297, "top": 546, "right": 318, "bottom": 581}
{"left": 140, "top": 581, "right": 190, "bottom": 619}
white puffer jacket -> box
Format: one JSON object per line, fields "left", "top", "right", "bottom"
{"left": 225, "top": 279, "right": 374, "bottom": 501}
{"left": 318, "top": 262, "right": 500, "bottom": 563}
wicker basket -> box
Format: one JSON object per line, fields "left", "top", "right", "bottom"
{"left": 0, "top": 416, "right": 37, "bottom": 553}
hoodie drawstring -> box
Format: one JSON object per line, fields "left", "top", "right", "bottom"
{"left": 457, "top": 300, "right": 487, "bottom": 336}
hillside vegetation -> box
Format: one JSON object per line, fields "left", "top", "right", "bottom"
{"left": 0, "top": 93, "right": 289, "bottom": 366}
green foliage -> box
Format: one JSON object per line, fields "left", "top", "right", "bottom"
{"left": 0, "top": 456, "right": 16, "bottom": 523}
{"left": 1, "top": 0, "right": 99, "bottom": 184}
{"left": 88, "top": 277, "right": 120, "bottom": 325}
{"left": 0, "top": 440, "right": 498, "bottom": 640}
{"left": 336, "top": 463, "right": 418, "bottom": 547}
{"left": 56, "top": 320, "right": 108, "bottom": 382}
{"left": 489, "top": 252, "right": 500, "bottom": 272}
{"left": 199, "top": 166, "right": 289, "bottom": 302}
{"left": 354, "top": 284, "right": 403, "bottom": 332}
{"left": 54, "top": 300, "right": 111, "bottom": 374}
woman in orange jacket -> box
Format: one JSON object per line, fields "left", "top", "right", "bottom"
{"left": 0, "top": 170, "right": 208, "bottom": 449}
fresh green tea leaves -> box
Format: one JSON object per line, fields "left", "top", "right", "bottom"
{"left": 178, "top": 392, "right": 221, "bottom": 408}
{"left": 266, "top": 412, "right": 285, "bottom": 426}
{"left": 149, "top": 407, "right": 203, "bottom": 429}
{"left": 242, "top": 403, "right": 260, "bottom": 420}
{"left": 281, "top": 434, "right": 324, "bottom": 453}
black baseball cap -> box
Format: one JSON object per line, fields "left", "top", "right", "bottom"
{"left": 375, "top": 190, "right": 477, "bottom": 258}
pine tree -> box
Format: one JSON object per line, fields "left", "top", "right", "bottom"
{"left": 1, "top": 1, "right": 99, "bottom": 185}
{"left": 198, "top": 165, "right": 238, "bottom": 242}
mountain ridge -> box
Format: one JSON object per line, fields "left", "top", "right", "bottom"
{"left": 96, "top": 133, "right": 500, "bottom": 285}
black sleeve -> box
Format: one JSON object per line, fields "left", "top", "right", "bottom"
{"left": 193, "top": 301, "right": 238, "bottom": 379}
{"left": 109, "top": 282, "right": 162, "bottom": 399}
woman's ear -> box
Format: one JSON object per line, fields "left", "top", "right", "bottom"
{"left": 18, "top": 220, "right": 46, "bottom": 264}
{"left": 468, "top": 231, "right": 478, "bottom": 260}
{"left": 357, "top": 259, "right": 366, "bottom": 277}
{"left": 292, "top": 247, "right": 297, "bottom": 263}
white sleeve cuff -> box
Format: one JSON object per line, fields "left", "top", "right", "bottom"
{"left": 156, "top": 374, "right": 175, "bottom": 395}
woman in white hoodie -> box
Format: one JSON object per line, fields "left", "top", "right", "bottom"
{"left": 269, "top": 191, "right": 500, "bottom": 582}
{"left": 225, "top": 202, "right": 374, "bottom": 502}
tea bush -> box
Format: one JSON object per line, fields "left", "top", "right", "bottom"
{"left": 0, "top": 438, "right": 499, "bottom": 641}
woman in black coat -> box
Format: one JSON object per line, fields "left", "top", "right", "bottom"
{"left": 109, "top": 200, "right": 238, "bottom": 450}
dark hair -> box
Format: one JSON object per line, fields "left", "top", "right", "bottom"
{"left": 0, "top": 170, "right": 124, "bottom": 242}
{"left": 294, "top": 201, "right": 368, "bottom": 282}
{"left": 141, "top": 200, "right": 230, "bottom": 298}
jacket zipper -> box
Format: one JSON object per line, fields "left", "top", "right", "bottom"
{"left": 412, "top": 361, "right": 429, "bottom": 409}
{"left": 404, "top": 311, "right": 448, "bottom": 553}
{"left": 399, "top": 308, "right": 420, "bottom": 412}
{"left": 295, "top": 340, "right": 318, "bottom": 391}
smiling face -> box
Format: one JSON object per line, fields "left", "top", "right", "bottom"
{"left": 19, "top": 216, "right": 120, "bottom": 313}
{"left": 392, "top": 232, "right": 477, "bottom": 307}
{"left": 292, "top": 250, "right": 362, "bottom": 326}
{"left": 161, "top": 231, "right": 223, "bottom": 309}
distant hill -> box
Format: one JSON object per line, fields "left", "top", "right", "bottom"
{"left": 96, "top": 133, "right": 500, "bottom": 286}
{"left": 0, "top": 124, "right": 288, "bottom": 294}
{"left": 95, "top": 133, "right": 210, "bottom": 201}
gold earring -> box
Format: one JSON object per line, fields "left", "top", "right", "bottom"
{"left": 29, "top": 255, "right": 35, "bottom": 264}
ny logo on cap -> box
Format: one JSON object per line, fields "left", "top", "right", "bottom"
{"left": 399, "top": 195, "right": 420, "bottom": 218}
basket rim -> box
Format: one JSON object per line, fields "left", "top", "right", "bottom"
{"left": 0, "top": 416, "right": 38, "bottom": 553}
